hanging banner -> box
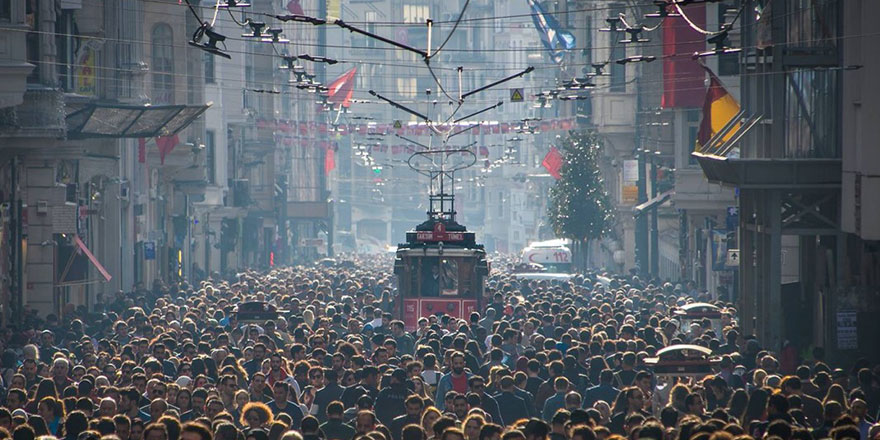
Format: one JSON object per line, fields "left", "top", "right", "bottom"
{"left": 258, "top": 117, "right": 578, "bottom": 137}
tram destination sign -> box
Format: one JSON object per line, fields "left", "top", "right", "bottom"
{"left": 416, "top": 223, "right": 465, "bottom": 242}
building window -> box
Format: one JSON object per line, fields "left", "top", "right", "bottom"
{"left": 397, "top": 77, "right": 416, "bottom": 98}
{"left": 55, "top": 11, "right": 76, "bottom": 91}
{"left": 0, "top": 0, "right": 11, "bottom": 22}
{"left": 151, "top": 24, "right": 174, "bottom": 104}
{"left": 204, "top": 51, "right": 215, "bottom": 84}
{"left": 26, "top": 0, "right": 40, "bottom": 83}
{"left": 364, "top": 11, "right": 377, "bottom": 48}
{"left": 206, "top": 130, "right": 216, "bottom": 184}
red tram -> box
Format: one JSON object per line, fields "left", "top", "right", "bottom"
{"left": 392, "top": 149, "right": 490, "bottom": 331}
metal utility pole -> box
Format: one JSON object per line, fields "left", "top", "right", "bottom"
{"left": 635, "top": 149, "right": 648, "bottom": 275}
{"left": 650, "top": 152, "right": 659, "bottom": 276}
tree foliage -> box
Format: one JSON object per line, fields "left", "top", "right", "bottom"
{"left": 548, "top": 130, "right": 614, "bottom": 242}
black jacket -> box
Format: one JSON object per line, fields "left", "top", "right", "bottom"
{"left": 494, "top": 391, "right": 530, "bottom": 426}
{"left": 375, "top": 383, "right": 409, "bottom": 426}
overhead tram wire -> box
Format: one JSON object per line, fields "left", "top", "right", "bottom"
{"left": 134, "top": 0, "right": 823, "bottom": 34}
{"left": 10, "top": 23, "right": 860, "bottom": 93}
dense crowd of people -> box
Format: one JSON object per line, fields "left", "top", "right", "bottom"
{"left": 0, "top": 254, "right": 877, "bottom": 440}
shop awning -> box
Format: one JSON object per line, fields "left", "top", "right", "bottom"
{"left": 633, "top": 189, "right": 673, "bottom": 216}
{"left": 66, "top": 102, "right": 211, "bottom": 139}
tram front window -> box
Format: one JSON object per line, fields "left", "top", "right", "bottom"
{"left": 421, "top": 258, "right": 458, "bottom": 297}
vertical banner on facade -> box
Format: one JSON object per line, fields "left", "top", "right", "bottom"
{"left": 836, "top": 310, "right": 858, "bottom": 350}
{"left": 75, "top": 40, "right": 102, "bottom": 96}
{"left": 622, "top": 159, "right": 639, "bottom": 204}
{"left": 661, "top": 3, "right": 705, "bottom": 108}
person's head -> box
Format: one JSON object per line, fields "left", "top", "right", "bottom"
{"left": 271, "top": 382, "right": 288, "bottom": 404}
{"left": 478, "top": 424, "right": 503, "bottom": 440}
{"left": 300, "top": 416, "right": 319, "bottom": 435}
{"left": 37, "top": 396, "right": 64, "bottom": 421}
{"left": 850, "top": 398, "right": 868, "bottom": 420}
{"left": 99, "top": 397, "right": 117, "bottom": 417}
{"left": 326, "top": 401, "right": 344, "bottom": 420}
{"left": 452, "top": 395, "right": 469, "bottom": 418}
{"left": 441, "top": 427, "right": 465, "bottom": 440}
{"left": 144, "top": 423, "right": 168, "bottom": 440}
{"left": 64, "top": 411, "right": 90, "bottom": 439}
{"left": 468, "top": 377, "right": 486, "bottom": 395}
{"left": 405, "top": 395, "right": 424, "bottom": 418}
{"left": 12, "top": 424, "right": 34, "bottom": 440}
{"left": 5, "top": 389, "right": 26, "bottom": 410}
{"left": 446, "top": 352, "right": 465, "bottom": 376}
{"left": 685, "top": 393, "right": 705, "bottom": 415}
{"left": 0, "top": 408, "right": 10, "bottom": 431}
{"left": 780, "top": 376, "right": 803, "bottom": 397}
{"left": 239, "top": 403, "right": 273, "bottom": 430}
{"left": 569, "top": 425, "right": 596, "bottom": 440}
{"left": 421, "top": 407, "right": 442, "bottom": 433}
{"left": 52, "top": 358, "right": 69, "bottom": 379}
{"left": 522, "top": 419, "right": 550, "bottom": 440}
{"left": 355, "top": 411, "right": 376, "bottom": 434}
{"left": 767, "top": 392, "right": 790, "bottom": 417}
{"left": 432, "top": 417, "right": 458, "bottom": 439}
{"left": 131, "top": 420, "right": 145, "bottom": 440}
{"left": 179, "top": 422, "right": 211, "bottom": 440}
{"left": 113, "top": 415, "right": 131, "bottom": 440}
{"left": 462, "top": 414, "right": 485, "bottom": 440}
{"left": 637, "top": 422, "right": 663, "bottom": 440}
{"left": 212, "top": 423, "right": 238, "bottom": 440}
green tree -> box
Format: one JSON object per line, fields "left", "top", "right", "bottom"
{"left": 548, "top": 130, "right": 614, "bottom": 249}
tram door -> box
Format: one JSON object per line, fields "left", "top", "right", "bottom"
{"left": 400, "top": 255, "right": 480, "bottom": 330}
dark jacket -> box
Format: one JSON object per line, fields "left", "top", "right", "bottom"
{"left": 375, "top": 383, "right": 409, "bottom": 426}
{"left": 390, "top": 414, "right": 421, "bottom": 440}
{"left": 495, "top": 391, "right": 530, "bottom": 425}
{"left": 313, "top": 383, "right": 345, "bottom": 422}
{"left": 583, "top": 384, "right": 619, "bottom": 409}
{"left": 319, "top": 419, "right": 356, "bottom": 440}
{"left": 476, "top": 393, "right": 504, "bottom": 426}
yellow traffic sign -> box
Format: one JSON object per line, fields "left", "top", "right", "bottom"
{"left": 510, "top": 88, "right": 524, "bottom": 102}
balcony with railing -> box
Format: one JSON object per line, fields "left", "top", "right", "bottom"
{"left": 694, "top": 0, "right": 843, "bottom": 188}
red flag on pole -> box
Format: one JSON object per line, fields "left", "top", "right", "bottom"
{"left": 542, "top": 146, "right": 563, "bottom": 179}
{"left": 327, "top": 68, "right": 357, "bottom": 108}
{"left": 156, "top": 134, "right": 179, "bottom": 165}
{"left": 138, "top": 138, "right": 146, "bottom": 163}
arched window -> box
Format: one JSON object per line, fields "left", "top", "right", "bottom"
{"left": 151, "top": 24, "right": 174, "bottom": 104}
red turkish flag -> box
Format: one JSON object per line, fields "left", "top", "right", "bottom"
{"left": 327, "top": 68, "right": 357, "bottom": 108}
{"left": 156, "top": 134, "right": 179, "bottom": 165}
{"left": 542, "top": 146, "right": 563, "bottom": 179}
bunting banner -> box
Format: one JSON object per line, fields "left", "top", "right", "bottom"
{"left": 257, "top": 117, "right": 577, "bottom": 137}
